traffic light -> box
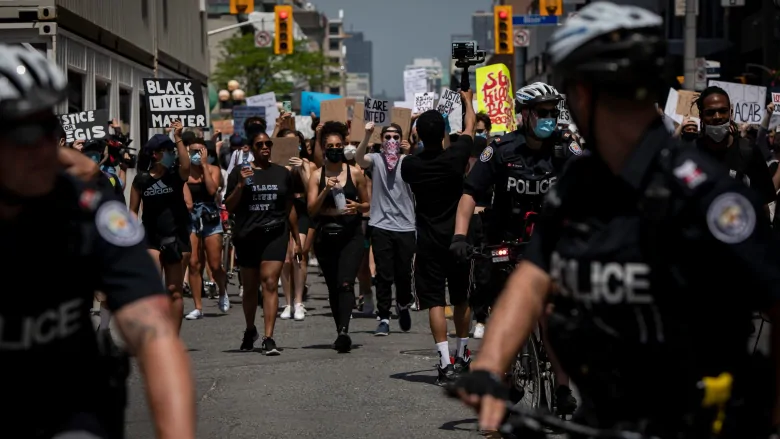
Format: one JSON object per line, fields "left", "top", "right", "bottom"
{"left": 494, "top": 5, "right": 513, "bottom": 55}
{"left": 540, "top": 0, "right": 563, "bottom": 16}
{"left": 229, "top": 0, "right": 253, "bottom": 15}
{"left": 274, "top": 5, "right": 293, "bottom": 55}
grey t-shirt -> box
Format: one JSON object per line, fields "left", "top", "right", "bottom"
{"left": 367, "top": 152, "right": 416, "bottom": 232}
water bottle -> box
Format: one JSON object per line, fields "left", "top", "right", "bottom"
{"left": 332, "top": 183, "right": 347, "bottom": 212}
{"left": 242, "top": 153, "right": 253, "bottom": 186}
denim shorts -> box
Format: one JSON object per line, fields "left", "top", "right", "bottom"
{"left": 191, "top": 203, "right": 224, "bottom": 237}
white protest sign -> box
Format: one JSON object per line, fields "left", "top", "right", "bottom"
{"left": 773, "top": 93, "right": 780, "bottom": 114}
{"left": 448, "top": 104, "right": 463, "bottom": 134}
{"left": 363, "top": 96, "right": 391, "bottom": 126}
{"left": 709, "top": 80, "right": 767, "bottom": 124}
{"left": 556, "top": 94, "right": 571, "bottom": 125}
{"left": 436, "top": 89, "right": 462, "bottom": 116}
{"left": 403, "top": 69, "right": 428, "bottom": 103}
{"left": 246, "top": 91, "right": 279, "bottom": 135}
{"left": 296, "top": 115, "right": 314, "bottom": 139}
{"left": 413, "top": 92, "right": 435, "bottom": 114}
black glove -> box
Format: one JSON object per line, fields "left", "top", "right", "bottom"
{"left": 444, "top": 370, "right": 509, "bottom": 401}
{"left": 449, "top": 234, "right": 471, "bottom": 262}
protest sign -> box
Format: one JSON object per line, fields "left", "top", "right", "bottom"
{"left": 143, "top": 78, "right": 206, "bottom": 128}
{"left": 403, "top": 69, "right": 428, "bottom": 103}
{"left": 296, "top": 115, "right": 314, "bottom": 139}
{"left": 366, "top": 106, "right": 413, "bottom": 145}
{"left": 556, "top": 94, "right": 571, "bottom": 125}
{"left": 211, "top": 119, "right": 234, "bottom": 136}
{"left": 364, "top": 97, "right": 391, "bottom": 126}
{"left": 675, "top": 90, "right": 700, "bottom": 118}
{"left": 320, "top": 98, "right": 348, "bottom": 123}
{"left": 413, "top": 92, "right": 435, "bottom": 114}
{"left": 231, "top": 106, "right": 265, "bottom": 138}
{"left": 394, "top": 101, "right": 413, "bottom": 110}
{"left": 437, "top": 89, "right": 461, "bottom": 116}
{"left": 301, "top": 91, "right": 341, "bottom": 117}
{"left": 58, "top": 109, "right": 109, "bottom": 143}
{"left": 245, "top": 92, "right": 278, "bottom": 136}
{"left": 773, "top": 93, "right": 780, "bottom": 114}
{"left": 270, "top": 137, "right": 301, "bottom": 165}
{"left": 476, "top": 64, "right": 516, "bottom": 134}
{"left": 709, "top": 80, "right": 767, "bottom": 124}
{"left": 350, "top": 103, "right": 365, "bottom": 143}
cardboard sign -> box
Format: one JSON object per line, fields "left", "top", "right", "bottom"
{"left": 709, "top": 80, "right": 767, "bottom": 124}
{"left": 231, "top": 106, "right": 266, "bottom": 138}
{"left": 675, "top": 90, "right": 700, "bottom": 118}
{"left": 413, "top": 92, "right": 435, "bottom": 114}
{"left": 270, "top": 136, "right": 301, "bottom": 165}
{"left": 211, "top": 119, "right": 234, "bottom": 137}
{"left": 58, "top": 109, "right": 109, "bottom": 143}
{"left": 556, "top": 94, "right": 571, "bottom": 125}
{"left": 320, "top": 98, "right": 348, "bottom": 123}
{"left": 143, "top": 78, "right": 207, "bottom": 128}
{"left": 437, "top": 89, "right": 461, "bottom": 116}
{"left": 364, "top": 97, "right": 391, "bottom": 126}
{"left": 351, "top": 103, "right": 366, "bottom": 143}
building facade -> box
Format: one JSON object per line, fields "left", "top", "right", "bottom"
{"left": 405, "top": 58, "right": 444, "bottom": 97}
{"left": 0, "top": 0, "right": 210, "bottom": 150}
{"left": 325, "top": 11, "right": 347, "bottom": 96}
{"left": 344, "top": 31, "right": 373, "bottom": 95}
{"left": 345, "top": 72, "right": 371, "bottom": 101}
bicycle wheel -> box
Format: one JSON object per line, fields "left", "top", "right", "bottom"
{"left": 509, "top": 334, "right": 542, "bottom": 409}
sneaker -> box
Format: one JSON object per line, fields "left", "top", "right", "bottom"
{"left": 261, "top": 337, "right": 281, "bottom": 356}
{"left": 280, "top": 305, "right": 292, "bottom": 319}
{"left": 239, "top": 285, "right": 244, "bottom": 298}
{"left": 454, "top": 349, "right": 472, "bottom": 374}
{"left": 334, "top": 329, "right": 351, "bottom": 353}
{"left": 218, "top": 294, "right": 230, "bottom": 313}
{"left": 410, "top": 302, "right": 419, "bottom": 311}
{"left": 374, "top": 320, "right": 390, "bottom": 336}
{"left": 397, "top": 304, "right": 411, "bottom": 332}
{"left": 184, "top": 309, "right": 203, "bottom": 320}
{"left": 240, "top": 326, "right": 259, "bottom": 351}
{"left": 309, "top": 257, "right": 319, "bottom": 267}
{"left": 555, "top": 385, "right": 578, "bottom": 416}
{"left": 293, "top": 303, "right": 306, "bottom": 321}
{"left": 473, "top": 323, "right": 486, "bottom": 339}
{"left": 205, "top": 281, "right": 217, "bottom": 299}
{"left": 436, "top": 364, "right": 457, "bottom": 386}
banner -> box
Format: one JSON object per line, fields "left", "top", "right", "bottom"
{"left": 476, "top": 64, "right": 516, "bottom": 134}
{"left": 301, "top": 91, "right": 341, "bottom": 117}
{"left": 143, "top": 79, "right": 206, "bottom": 128}
{"left": 231, "top": 106, "right": 266, "bottom": 138}
{"left": 709, "top": 80, "right": 767, "bottom": 124}
{"left": 58, "top": 109, "right": 108, "bottom": 143}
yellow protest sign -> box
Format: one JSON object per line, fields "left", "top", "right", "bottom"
{"left": 476, "top": 64, "right": 516, "bottom": 134}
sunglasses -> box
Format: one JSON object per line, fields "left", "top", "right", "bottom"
{"left": 384, "top": 134, "right": 400, "bottom": 141}
{"left": 254, "top": 140, "right": 273, "bottom": 148}
{"left": 534, "top": 108, "right": 561, "bottom": 118}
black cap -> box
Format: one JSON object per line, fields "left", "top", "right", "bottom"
{"left": 144, "top": 134, "right": 175, "bottom": 152}
{"left": 229, "top": 133, "right": 246, "bottom": 148}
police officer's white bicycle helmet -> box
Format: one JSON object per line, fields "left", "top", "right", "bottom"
{"left": 515, "top": 82, "right": 562, "bottom": 108}
{"left": 0, "top": 44, "right": 67, "bottom": 120}
{"left": 546, "top": 2, "right": 666, "bottom": 96}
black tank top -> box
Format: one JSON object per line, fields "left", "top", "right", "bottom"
{"left": 319, "top": 164, "right": 358, "bottom": 210}
{"left": 187, "top": 179, "right": 212, "bottom": 204}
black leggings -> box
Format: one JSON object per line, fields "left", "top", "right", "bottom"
{"left": 314, "top": 220, "right": 364, "bottom": 333}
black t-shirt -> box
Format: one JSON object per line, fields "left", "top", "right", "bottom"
{"left": 525, "top": 124, "right": 780, "bottom": 425}
{"left": 225, "top": 163, "right": 293, "bottom": 240}
{"left": 695, "top": 137, "right": 776, "bottom": 206}
{"left": 401, "top": 136, "right": 472, "bottom": 249}
{"left": 132, "top": 167, "right": 189, "bottom": 237}
{"left": 0, "top": 174, "right": 164, "bottom": 435}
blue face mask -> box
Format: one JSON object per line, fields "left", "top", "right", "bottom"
{"left": 160, "top": 150, "right": 176, "bottom": 168}
{"left": 476, "top": 132, "right": 487, "bottom": 139}
{"left": 190, "top": 152, "right": 202, "bottom": 166}
{"left": 533, "top": 118, "right": 557, "bottom": 139}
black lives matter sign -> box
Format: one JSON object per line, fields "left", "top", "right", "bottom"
{"left": 58, "top": 109, "right": 108, "bottom": 143}
{"left": 143, "top": 78, "right": 207, "bottom": 128}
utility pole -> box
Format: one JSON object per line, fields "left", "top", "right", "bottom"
{"left": 682, "top": 0, "right": 696, "bottom": 90}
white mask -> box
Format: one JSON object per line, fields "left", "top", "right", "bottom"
{"left": 343, "top": 145, "right": 357, "bottom": 161}
{"left": 705, "top": 121, "right": 730, "bottom": 143}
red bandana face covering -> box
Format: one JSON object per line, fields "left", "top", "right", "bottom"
{"left": 382, "top": 138, "right": 400, "bottom": 171}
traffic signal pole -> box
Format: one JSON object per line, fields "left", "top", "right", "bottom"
{"left": 682, "top": 0, "right": 697, "bottom": 90}
{"left": 207, "top": 18, "right": 266, "bottom": 36}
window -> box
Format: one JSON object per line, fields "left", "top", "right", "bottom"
{"left": 328, "top": 39, "right": 340, "bottom": 51}
{"left": 67, "top": 70, "right": 84, "bottom": 113}
{"left": 162, "top": 0, "right": 168, "bottom": 30}
{"left": 119, "top": 88, "right": 131, "bottom": 130}
{"left": 329, "top": 24, "right": 340, "bottom": 36}
{"left": 329, "top": 57, "right": 339, "bottom": 65}
{"left": 329, "top": 72, "right": 340, "bottom": 81}
{"left": 96, "top": 80, "right": 110, "bottom": 112}
{"left": 329, "top": 87, "right": 340, "bottom": 95}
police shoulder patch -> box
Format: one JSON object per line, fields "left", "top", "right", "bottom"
{"left": 95, "top": 200, "right": 145, "bottom": 247}
{"left": 480, "top": 146, "right": 494, "bottom": 162}
{"left": 705, "top": 192, "right": 755, "bottom": 244}
{"left": 568, "top": 141, "right": 582, "bottom": 156}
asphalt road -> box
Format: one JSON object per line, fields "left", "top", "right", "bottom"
{"left": 123, "top": 268, "right": 495, "bottom": 439}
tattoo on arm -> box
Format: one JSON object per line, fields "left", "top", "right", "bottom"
{"left": 116, "top": 298, "right": 175, "bottom": 354}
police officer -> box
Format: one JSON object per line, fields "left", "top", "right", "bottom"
{"left": 450, "top": 82, "right": 580, "bottom": 413}
{"left": 449, "top": 3, "right": 780, "bottom": 437}
{"left": 0, "top": 45, "right": 195, "bottom": 438}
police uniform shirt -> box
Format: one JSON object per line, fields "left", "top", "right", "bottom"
{"left": 694, "top": 137, "right": 776, "bottom": 206}
{"left": 525, "top": 122, "right": 780, "bottom": 423}
{"left": 464, "top": 130, "right": 581, "bottom": 241}
{"left": 0, "top": 174, "right": 165, "bottom": 435}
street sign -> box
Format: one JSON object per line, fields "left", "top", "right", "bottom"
{"left": 513, "top": 15, "right": 559, "bottom": 26}
{"left": 514, "top": 28, "right": 530, "bottom": 47}
{"left": 255, "top": 30, "right": 271, "bottom": 48}
{"left": 721, "top": 0, "right": 745, "bottom": 5}
{"left": 540, "top": 0, "right": 563, "bottom": 16}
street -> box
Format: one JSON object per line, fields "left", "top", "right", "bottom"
{"left": 123, "top": 268, "right": 490, "bottom": 439}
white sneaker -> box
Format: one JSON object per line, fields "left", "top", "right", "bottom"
{"left": 218, "top": 294, "right": 230, "bottom": 313}
{"left": 239, "top": 285, "right": 244, "bottom": 298}
{"left": 309, "top": 257, "right": 319, "bottom": 267}
{"left": 280, "top": 305, "right": 292, "bottom": 319}
{"left": 278, "top": 278, "right": 283, "bottom": 287}
{"left": 294, "top": 303, "right": 306, "bottom": 321}
{"left": 185, "top": 309, "right": 203, "bottom": 320}
{"left": 473, "top": 323, "right": 486, "bottom": 339}
{"left": 410, "top": 302, "right": 419, "bottom": 311}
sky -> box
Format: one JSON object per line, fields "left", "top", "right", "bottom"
{"left": 316, "top": 0, "right": 494, "bottom": 100}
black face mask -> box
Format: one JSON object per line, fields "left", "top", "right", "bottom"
{"left": 325, "top": 148, "right": 344, "bottom": 163}
{"left": 681, "top": 131, "right": 698, "bottom": 142}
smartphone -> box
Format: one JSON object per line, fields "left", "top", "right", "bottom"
{"left": 295, "top": 253, "right": 302, "bottom": 264}
{"left": 216, "top": 132, "right": 223, "bottom": 142}
{"left": 283, "top": 101, "right": 292, "bottom": 113}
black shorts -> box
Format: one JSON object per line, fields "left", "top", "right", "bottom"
{"left": 413, "top": 243, "right": 470, "bottom": 310}
{"left": 143, "top": 225, "right": 192, "bottom": 254}
{"left": 234, "top": 224, "right": 289, "bottom": 267}
{"left": 293, "top": 197, "right": 311, "bottom": 233}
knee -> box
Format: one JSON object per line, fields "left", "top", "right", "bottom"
{"left": 261, "top": 277, "right": 278, "bottom": 292}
